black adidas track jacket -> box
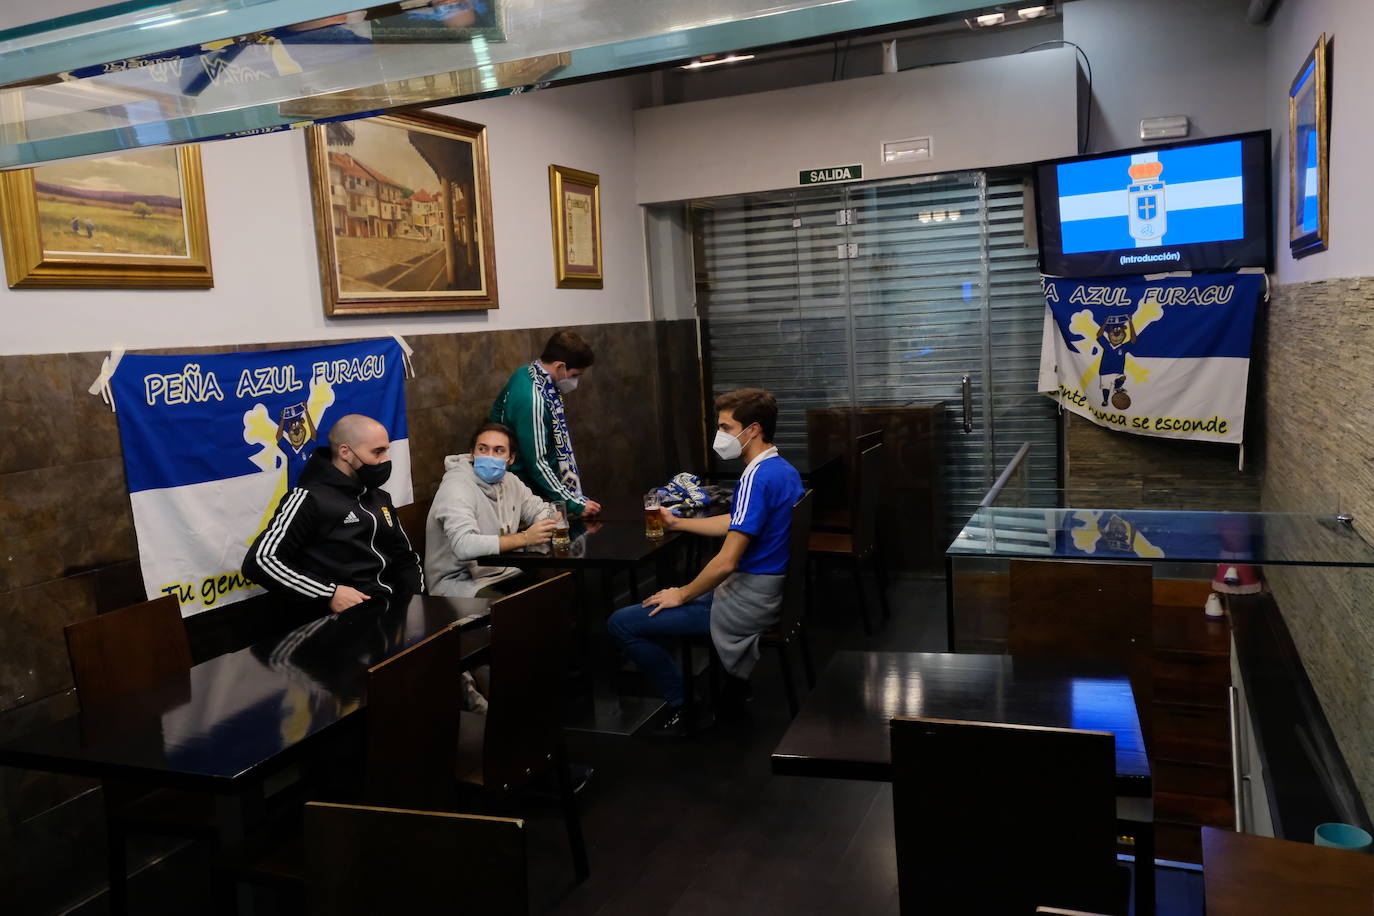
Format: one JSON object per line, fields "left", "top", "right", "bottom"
{"left": 243, "top": 446, "right": 423, "bottom": 603}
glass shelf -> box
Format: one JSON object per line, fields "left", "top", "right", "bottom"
{"left": 0, "top": 0, "right": 986, "bottom": 168}
{"left": 949, "top": 505, "right": 1374, "bottom": 568}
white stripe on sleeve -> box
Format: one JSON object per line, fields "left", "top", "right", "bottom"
{"left": 256, "top": 489, "right": 334, "bottom": 598}
{"left": 731, "top": 467, "right": 759, "bottom": 526}
{"left": 531, "top": 386, "right": 579, "bottom": 502}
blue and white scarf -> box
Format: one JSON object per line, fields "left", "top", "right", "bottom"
{"left": 529, "top": 361, "right": 583, "bottom": 498}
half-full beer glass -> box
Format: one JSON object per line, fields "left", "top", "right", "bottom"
{"left": 548, "top": 501, "right": 570, "bottom": 548}
{"left": 644, "top": 492, "right": 664, "bottom": 538}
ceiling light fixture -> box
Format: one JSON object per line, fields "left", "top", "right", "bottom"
{"left": 679, "top": 53, "right": 756, "bottom": 71}
{"left": 1018, "top": 5, "right": 1049, "bottom": 18}
{"left": 975, "top": 12, "right": 1006, "bottom": 26}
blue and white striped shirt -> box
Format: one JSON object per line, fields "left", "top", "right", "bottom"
{"left": 729, "top": 447, "right": 804, "bottom": 575}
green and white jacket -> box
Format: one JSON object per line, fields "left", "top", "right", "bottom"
{"left": 488, "top": 361, "right": 588, "bottom": 515}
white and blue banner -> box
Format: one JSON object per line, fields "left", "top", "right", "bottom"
{"left": 1037, "top": 272, "right": 1263, "bottom": 444}
{"left": 108, "top": 339, "right": 412, "bottom": 615}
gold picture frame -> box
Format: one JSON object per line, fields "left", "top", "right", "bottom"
{"left": 306, "top": 111, "right": 498, "bottom": 315}
{"left": 0, "top": 145, "right": 213, "bottom": 289}
{"left": 1288, "top": 33, "right": 1330, "bottom": 258}
{"left": 549, "top": 164, "right": 603, "bottom": 289}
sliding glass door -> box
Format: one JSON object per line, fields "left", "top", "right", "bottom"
{"left": 693, "top": 170, "right": 1057, "bottom": 541}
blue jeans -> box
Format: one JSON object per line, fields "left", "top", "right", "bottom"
{"left": 607, "top": 592, "right": 713, "bottom": 709}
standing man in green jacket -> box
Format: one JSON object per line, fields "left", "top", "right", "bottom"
{"left": 489, "top": 329, "right": 602, "bottom": 517}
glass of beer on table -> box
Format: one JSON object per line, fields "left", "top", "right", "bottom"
{"left": 644, "top": 491, "right": 664, "bottom": 538}
{"left": 548, "top": 500, "right": 570, "bottom": 548}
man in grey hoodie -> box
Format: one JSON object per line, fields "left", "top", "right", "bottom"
{"left": 425, "top": 421, "right": 558, "bottom": 598}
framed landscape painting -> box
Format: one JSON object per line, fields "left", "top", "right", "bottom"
{"left": 306, "top": 111, "right": 498, "bottom": 315}
{"left": 0, "top": 145, "right": 213, "bottom": 289}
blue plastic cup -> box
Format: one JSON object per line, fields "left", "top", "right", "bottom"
{"left": 1314, "top": 823, "right": 1373, "bottom": 852}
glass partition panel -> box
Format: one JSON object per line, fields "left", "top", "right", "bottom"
{"left": 0, "top": 0, "right": 999, "bottom": 167}
{"left": 945, "top": 443, "right": 1374, "bottom": 654}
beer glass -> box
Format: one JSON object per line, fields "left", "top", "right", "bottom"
{"left": 644, "top": 492, "right": 664, "bottom": 538}
{"left": 548, "top": 501, "right": 571, "bottom": 548}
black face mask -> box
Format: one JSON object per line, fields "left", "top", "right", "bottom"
{"left": 353, "top": 459, "right": 392, "bottom": 490}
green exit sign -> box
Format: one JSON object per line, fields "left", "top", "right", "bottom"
{"left": 799, "top": 164, "right": 863, "bottom": 186}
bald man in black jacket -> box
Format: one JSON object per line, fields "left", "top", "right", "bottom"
{"left": 244, "top": 414, "right": 423, "bottom": 612}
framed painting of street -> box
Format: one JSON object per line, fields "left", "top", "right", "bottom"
{"left": 306, "top": 111, "right": 498, "bottom": 315}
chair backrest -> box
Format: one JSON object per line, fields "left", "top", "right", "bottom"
{"left": 483, "top": 573, "right": 575, "bottom": 792}
{"left": 1008, "top": 559, "right": 1151, "bottom": 662}
{"left": 64, "top": 595, "right": 192, "bottom": 707}
{"left": 778, "top": 490, "right": 814, "bottom": 636}
{"left": 855, "top": 428, "right": 884, "bottom": 453}
{"left": 852, "top": 442, "right": 884, "bottom": 554}
{"left": 305, "top": 801, "right": 527, "bottom": 916}
{"left": 891, "top": 717, "right": 1119, "bottom": 916}
{"left": 395, "top": 495, "right": 432, "bottom": 572}
{"left": 848, "top": 428, "right": 883, "bottom": 505}
{"left": 364, "top": 623, "right": 464, "bottom": 811}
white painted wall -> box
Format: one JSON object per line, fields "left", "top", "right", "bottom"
{"left": 0, "top": 77, "right": 651, "bottom": 356}
{"left": 1062, "top": 0, "right": 1269, "bottom": 154}
{"left": 631, "top": 48, "right": 1079, "bottom": 204}
{"left": 1266, "top": 0, "right": 1374, "bottom": 285}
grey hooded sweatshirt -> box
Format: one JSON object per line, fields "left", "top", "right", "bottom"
{"left": 425, "top": 454, "right": 551, "bottom": 597}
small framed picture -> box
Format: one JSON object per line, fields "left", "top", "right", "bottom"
{"left": 548, "top": 164, "right": 603, "bottom": 289}
{"left": 306, "top": 111, "right": 498, "bottom": 314}
{"left": 1288, "top": 33, "right": 1330, "bottom": 258}
{"left": 0, "top": 145, "right": 213, "bottom": 289}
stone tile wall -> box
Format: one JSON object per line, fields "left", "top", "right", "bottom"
{"left": 1065, "top": 413, "right": 1262, "bottom": 510}
{"left": 1064, "top": 276, "right": 1374, "bottom": 814}
{"left": 0, "top": 318, "right": 702, "bottom": 911}
{"left": 1260, "top": 277, "right": 1374, "bottom": 814}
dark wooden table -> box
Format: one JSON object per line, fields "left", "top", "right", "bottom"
{"left": 771, "top": 651, "right": 1150, "bottom": 794}
{"left": 0, "top": 594, "right": 490, "bottom": 795}
{"left": 478, "top": 518, "right": 681, "bottom": 572}
{"left": 773, "top": 650, "right": 1155, "bottom": 912}
{"left": 1203, "top": 826, "right": 1374, "bottom": 915}
{"left": 477, "top": 517, "right": 689, "bottom": 626}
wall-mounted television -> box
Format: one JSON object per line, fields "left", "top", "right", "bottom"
{"left": 1033, "top": 130, "right": 1272, "bottom": 278}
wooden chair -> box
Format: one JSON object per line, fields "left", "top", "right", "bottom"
{"left": 456, "top": 573, "right": 589, "bottom": 881}
{"left": 65, "top": 594, "right": 192, "bottom": 702}
{"left": 364, "top": 618, "right": 466, "bottom": 811}
{"left": 64, "top": 595, "right": 215, "bottom": 916}
{"left": 682, "top": 490, "right": 817, "bottom": 723}
{"left": 1007, "top": 559, "right": 1156, "bottom": 915}
{"left": 1007, "top": 559, "right": 1151, "bottom": 663}
{"left": 814, "top": 427, "right": 884, "bottom": 532}
{"left": 216, "top": 623, "right": 470, "bottom": 910}
{"left": 808, "top": 442, "right": 889, "bottom": 635}
{"left": 395, "top": 494, "right": 433, "bottom": 574}
{"left": 305, "top": 801, "right": 527, "bottom": 916}
{"left": 890, "top": 717, "right": 1124, "bottom": 915}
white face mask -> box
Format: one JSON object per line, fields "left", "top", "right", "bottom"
{"left": 556, "top": 375, "right": 578, "bottom": 394}
{"left": 713, "top": 427, "right": 754, "bottom": 461}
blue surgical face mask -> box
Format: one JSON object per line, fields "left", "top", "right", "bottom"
{"left": 473, "top": 455, "right": 507, "bottom": 484}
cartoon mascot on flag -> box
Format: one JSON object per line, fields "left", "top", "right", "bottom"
{"left": 242, "top": 376, "right": 337, "bottom": 542}
{"left": 1064, "top": 294, "right": 1168, "bottom": 411}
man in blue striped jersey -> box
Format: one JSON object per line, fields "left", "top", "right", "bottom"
{"left": 608, "top": 389, "right": 803, "bottom": 736}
